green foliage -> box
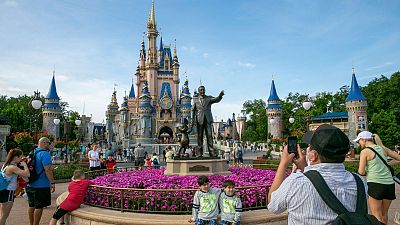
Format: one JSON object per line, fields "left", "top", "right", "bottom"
{"left": 241, "top": 99, "right": 268, "bottom": 142}
{"left": 362, "top": 72, "right": 400, "bottom": 148}
{"left": 53, "top": 164, "right": 89, "bottom": 180}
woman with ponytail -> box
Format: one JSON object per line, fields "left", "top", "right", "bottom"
{"left": 356, "top": 131, "right": 400, "bottom": 224}
{"left": 0, "top": 148, "right": 30, "bottom": 225}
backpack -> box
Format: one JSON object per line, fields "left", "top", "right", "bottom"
{"left": 0, "top": 166, "right": 10, "bottom": 191}
{"left": 27, "top": 149, "right": 46, "bottom": 184}
{"left": 152, "top": 158, "right": 159, "bottom": 165}
{"left": 237, "top": 149, "right": 243, "bottom": 158}
{"left": 304, "top": 170, "right": 382, "bottom": 225}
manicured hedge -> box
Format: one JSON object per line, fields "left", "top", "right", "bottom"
{"left": 54, "top": 164, "right": 89, "bottom": 180}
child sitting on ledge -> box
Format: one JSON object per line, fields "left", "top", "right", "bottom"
{"left": 48, "top": 170, "right": 94, "bottom": 225}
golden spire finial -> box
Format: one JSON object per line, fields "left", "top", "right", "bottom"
{"left": 148, "top": 0, "right": 156, "bottom": 27}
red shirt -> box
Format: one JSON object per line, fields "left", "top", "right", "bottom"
{"left": 59, "top": 179, "right": 95, "bottom": 211}
{"left": 104, "top": 159, "right": 117, "bottom": 172}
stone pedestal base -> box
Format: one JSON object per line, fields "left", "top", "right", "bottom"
{"left": 164, "top": 159, "right": 231, "bottom": 176}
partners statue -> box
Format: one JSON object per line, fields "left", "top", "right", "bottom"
{"left": 190, "top": 85, "right": 224, "bottom": 157}
{"left": 176, "top": 118, "right": 192, "bottom": 158}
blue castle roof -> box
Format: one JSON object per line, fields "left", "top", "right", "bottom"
{"left": 159, "top": 46, "right": 173, "bottom": 67}
{"left": 159, "top": 36, "right": 163, "bottom": 51}
{"left": 346, "top": 72, "right": 366, "bottom": 101}
{"left": 46, "top": 75, "right": 60, "bottom": 99}
{"left": 267, "top": 80, "right": 280, "bottom": 101}
{"left": 160, "top": 82, "right": 172, "bottom": 99}
{"left": 129, "top": 84, "right": 135, "bottom": 99}
{"left": 312, "top": 112, "right": 348, "bottom": 120}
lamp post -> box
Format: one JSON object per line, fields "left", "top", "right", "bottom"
{"left": 30, "top": 90, "right": 42, "bottom": 143}
{"left": 302, "top": 96, "right": 313, "bottom": 131}
{"left": 53, "top": 118, "right": 60, "bottom": 141}
{"left": 236, "top": 113, "right": 246, "bottom": 143}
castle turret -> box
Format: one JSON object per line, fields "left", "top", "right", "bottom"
{"left": 138, "top": 81, "right": 153, "bottom": 138}
{"left": 179, "top": 79, "right": 192, "bottom": 121}
{"left": 146, "top": 0, "right": 158, "bottom": 66}
{"left": 105, "top": 89, "right": 119, "bottom": 144}
{"left": 158, "top": 36, "right": 163, "bottom": 63}
{"left": 346, "top": 67, "right": 368, "bottom": 142}
{"left": 266, "top": 79, "right": 283, "bottom": 139}
{"left": 139, "top": 39, "right": 146, "bottom": 68}
{"left": 172, "top": 40, "right": 180, "bottom": 90}
{"left": 42, "top": 72, "right": 61, "bottom": 137}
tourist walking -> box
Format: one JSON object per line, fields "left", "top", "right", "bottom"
{"left": 356, "top": 131, "right": 400, "bottom": 224}
{"left": 48, "top": 170, "right": 94, "bottom": 225}
{"left": 134, "top": 143, "right": 145, "bottom": 166}
{"left": 268, "top": 124, "right": 380, "bottom": 225}
{"left": 26, "top": 137, "right": 55, "bottom": 225}
{"left": 165, "top": 146, "right": 173, "bottom": 161}
{"left": 0, "top": 148, "right": 30, "bottom": 225}
{"left": 234, "top": 144, "right": 243, "bottom": 164}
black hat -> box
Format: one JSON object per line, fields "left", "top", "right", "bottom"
{"left": 302, "top": 124, "right": 350, "bottom": 157}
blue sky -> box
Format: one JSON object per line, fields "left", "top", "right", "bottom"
{"left": 1, "top": 0, "right": 399, "bottom": 122}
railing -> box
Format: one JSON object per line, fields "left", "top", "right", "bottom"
{"left": 84, "top": 166, "right": 271, "bottom": 214}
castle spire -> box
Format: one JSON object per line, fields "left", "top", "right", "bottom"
{"left": 346, "top": 67, "right": 366, "bottom": 101}
{"left": 147, "top": 0, "right": 156, "bottom": 29}
{"left": 159, "top": 36, "right": 163, "bottom": 51}
{"left": 129, "top": 82, "right": 136, "bottom": 99}
{"left": 46, "top": 73, "right": 60, "bottom": 99}
{"left": 267, "top": 79, "right": 280, "bottom": 102}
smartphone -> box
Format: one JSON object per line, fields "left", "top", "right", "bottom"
{"left": 288, "top": 136, "right": 298, "bottom": 157}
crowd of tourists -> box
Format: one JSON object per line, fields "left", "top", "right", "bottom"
{"left": 2, "top": 124, "right": 400, "bottom": 224}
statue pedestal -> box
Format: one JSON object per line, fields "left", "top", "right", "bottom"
{"left": 164, "top": 159, "right": 231, "bottom": 176}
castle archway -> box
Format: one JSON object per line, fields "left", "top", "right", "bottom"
{"left": 158, "top": 126, "right": 173, "bottom": 144}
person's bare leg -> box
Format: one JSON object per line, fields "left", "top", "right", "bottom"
{"left": 28, "top": 207, "right": 35, "bottom": 225}
{"left": 381, "top": 199, "right": 392, "bottom": 225}
{"left": 368, "top": 197, "right": 383, "bottom": 223}
{"left": 0, "top": 202, "right": 13, "bottom": 225}
{"left": 33, "top": 208, "right": 44, "bottom": 225}
{"left": 48, "top": 218, "right": 57, "bottom": 225}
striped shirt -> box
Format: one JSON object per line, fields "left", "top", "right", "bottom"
{"left": 268, "top": 163, "right": 367, "bottom": 225}
{"left": 192, "top": 188, "right": 221, "bottom": 221}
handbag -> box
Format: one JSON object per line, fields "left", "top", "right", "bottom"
{"left": 367, "top": 147, "right": 400, "bottom": 184}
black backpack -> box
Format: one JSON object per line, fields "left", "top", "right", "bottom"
{"left": 27, "top": 149, "right": 46, "bottom": 184}
{"left": 304, "top": 170, "right": 383, "bottom": 225}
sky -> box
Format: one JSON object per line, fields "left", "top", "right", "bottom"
{"left": 1, "top": 0, "right": 399, "bottom": 123}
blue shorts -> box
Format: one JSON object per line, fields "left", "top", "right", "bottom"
{"left": 195, "top": 218, "right": 217, "bottom": 225}
{"left": 221, "top": 220, "right": 241, "bottom": 225}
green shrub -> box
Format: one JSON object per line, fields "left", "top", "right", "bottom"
{"left": 53, "top": 164, "right": 89, "bottom": 180}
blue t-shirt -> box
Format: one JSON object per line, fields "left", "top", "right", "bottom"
{"left": 28, "top": 148, "right": 52, "bottom": 188}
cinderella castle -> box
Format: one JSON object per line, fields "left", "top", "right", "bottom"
{"left": 105, "top": 0, "right": 192, "bottom": 148}
{"left": 266, "top": 67, "right": 368, "bottom": 143}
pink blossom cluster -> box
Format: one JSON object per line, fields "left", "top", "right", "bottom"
{"left": 85, "top": 168, "right": 276, "bottom": 213}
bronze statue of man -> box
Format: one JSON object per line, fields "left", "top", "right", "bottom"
{"left": 191, "top": 86, "right": 224, "bottom": 157}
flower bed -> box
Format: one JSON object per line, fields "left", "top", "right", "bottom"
{"left": 84, "top": 167, "right": 276, "bottom": 214}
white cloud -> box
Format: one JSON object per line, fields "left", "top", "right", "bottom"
{"left": 212, "top": 101, "right": 243, "bottom": 122}
{"left": 202, "top": 53, "right": 209, "bottom": 58}
{"left": 3, "top": 0, "right": 18, "bottom": 7}
{"left": 237, "top": 61, "right": 256, "bottom": 69}
{"left": 181, "top": 46, "right": 198, "bottom": 53}
{"left": 365, "top": 62, "right": 393, "bottom": 71}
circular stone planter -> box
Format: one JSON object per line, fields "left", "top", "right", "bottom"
{"left": 57, "top": 192, "right": 288, "bottom": 225}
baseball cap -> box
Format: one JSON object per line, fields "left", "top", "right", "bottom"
{"left": 302, "top": 124, "right": 350, "bottom": 156}
{"left": 353, "top": 131, "right": 374, "bottom": 143}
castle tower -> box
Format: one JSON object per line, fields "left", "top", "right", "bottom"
{"left": 105, "top": 89, "right": 119, "bottom": 145}
{"left": 138, "top": 81, "right": 153, "bottom": 138}
{"left": 179, "top": 79, "right": 192, "bottom": 121}
{"left": 42, "top": 72, "right": 61, "bottom": 137}
{"left": 266, "top": 79, "right": 283, "bottom": 139}
{"left": 146, "top": 0, "right": 159, "bottom": 97}
{"left": 346, "top": 67, "right": 368, "bottom": 142}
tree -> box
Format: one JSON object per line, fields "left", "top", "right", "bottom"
{"left": 241, "top": 99, "right": 268, "bottom": 142}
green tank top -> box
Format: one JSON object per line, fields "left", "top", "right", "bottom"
{"left": 366, "top": 146, "right": 394, "bottom": 184}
